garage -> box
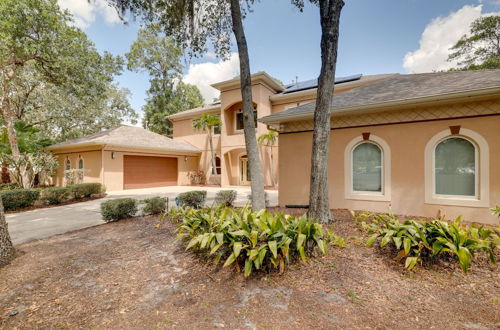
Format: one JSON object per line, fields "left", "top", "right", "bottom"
{"left": 123, "top": 155, "right": 178, "bottom": 189}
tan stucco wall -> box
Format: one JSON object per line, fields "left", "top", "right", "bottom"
{"left": 279, "top": 114, "right": 500, "bottom": 225}
{"left": 101, "top": 149, "right": 199, "bottom": 191}
{"left": 53, "top": 149, "right": 103, "bottom": 187}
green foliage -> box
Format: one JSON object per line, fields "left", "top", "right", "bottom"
{"left": 448, "top": 15, "right": 500, "bottom": 70}
{"left": 177, "top": 190, "right": 207, "bottom": 209}
{"left": 0, "top": 189, "right": 40, "bottom": 211}
{"left": 354, "top": 211, "right": 498, "bottom": 273}
{"left": 192, "top": 113, "right": 222, "bottom": 133}
{"left": 40, "top": 187, "right": 71, "bottom": 205}
{"left": 0, "top": 183, "right": 19, "bottom": 191}
{"left": 126, "top": 24, "right": 203, "bottom": 137}
{"left": 0, "top": 0, "right": 136, "bottom": 146}
{"left": 492, "top": 205, "right": 500, "bottom": 218}
{"left": 258, "top": 130, "right": 278, "bottom": 147}
{"left": 68, "top": 183, "right": 104, "bottom": 199}
{"left": 100, "top": 198, "right": 138, "bottom": 222}
{"left": 171, "top": 206, "right": 344, "bottom": 277}
{"left": 142, "top": 196, "right": 167, "bottom": 215}
{"left": 0, "top": 151, "right": 59, "bottom": 188}
{"left": 214, "top": 190, "right": 237, "bottom": 207}
{"left": 0, "top": 122, "right": 54, "bottom": 155}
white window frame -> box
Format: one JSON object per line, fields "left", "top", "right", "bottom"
{"left": 344, "top": 135, "right": 391, "bottom": 202}
{"left": 425, "top": 128, "right": 489, "bottom": 207}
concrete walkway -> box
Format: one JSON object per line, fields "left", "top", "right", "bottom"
{"left": 6, "top": 186, "right": 278, "bottom": 245}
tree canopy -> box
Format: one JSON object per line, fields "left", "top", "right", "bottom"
{"left": 448, "top": 15, "right": 500, "bottom": 70}
{"left": 126, "top": 24, "right": 203, "bottom": 136}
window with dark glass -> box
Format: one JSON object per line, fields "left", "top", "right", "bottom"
{"left": 212, "top": 156, "right": 222, "bottom": 175}
{"left": 236, "top": 110, "right": 257, "bottom": 130}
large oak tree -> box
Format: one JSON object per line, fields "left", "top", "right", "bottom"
{"left": 109, "top": 0, "right": 267, "bottom": 209}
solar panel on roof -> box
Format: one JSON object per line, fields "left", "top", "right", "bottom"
{"left": 283, "top": 73, "right": 362, "bottom": 94}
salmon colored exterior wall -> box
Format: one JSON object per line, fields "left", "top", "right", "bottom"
{"left": 53, "top": 147, "right": 199, "bottom": 191}
{"left": 53, "top": 149, "right": 103, "bottom": 187}
{"left": 278, "top": 111, "right": 500, "bottom": 225}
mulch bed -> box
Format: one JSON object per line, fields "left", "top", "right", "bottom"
{"left": 0, "top": 210, "right": 498, "bottom": 329}
{"left": 5, "top": 194, "right": 106, "bottom": 214}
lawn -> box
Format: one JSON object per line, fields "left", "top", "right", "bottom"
{"left": 0, "top": 210, "right": 498, "bottom": 329}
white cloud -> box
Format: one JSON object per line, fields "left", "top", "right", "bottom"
{"left": 57, "top": 0, "right": 121, "bottom": 29}
{"left": 403, "top": 5, "right": 499, "bottom": 73}
{"left": 183, "top": 53, "right": 240, "bottom": 103}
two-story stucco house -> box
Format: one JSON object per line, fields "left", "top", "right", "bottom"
{"left": 167, "top": 71, "right": 394, "bottom": 187}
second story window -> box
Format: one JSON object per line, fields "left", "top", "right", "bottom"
{"left": 236, "top": 109, "right": 257, "bottom": 131}
{"left": 213, "top": 124, "right": 221, "bottom": 135}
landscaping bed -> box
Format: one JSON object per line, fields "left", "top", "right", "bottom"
{"left": 0, "top": 210, "right": 498, "bottom": 329}
{"left": 4, "top": 194, "right": 106, "bottom": 214}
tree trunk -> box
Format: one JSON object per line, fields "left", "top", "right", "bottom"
{"left": 0, "top": 196, "right": 15, "bottom": 267}
{"left": 229, "top": 0, "right": 266, "bottom": 210}
{"left": 308, "top": 0, "right": 344, "bottom": 224}
{"left": 269, "top": 146, "right": 276, "bottom": 187}
{"left": 208, "top": 129, "right": 217, "bottom": 179}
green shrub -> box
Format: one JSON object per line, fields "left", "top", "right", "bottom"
{"left": 40, "top": 187, "right": 71, "bottom": 205}
{"left": 143, "top": 196, "right": 166, "bottom": 215}
{"left": 353, "top": 211, "right": 498, "bottom": 272}
{"left": 214, "top": 190, "right": 237, "bottom": 207}
{"left": 100, "top": 198, "right": 137, "bottom": 222}
{"left": 0, "top": 189, "right": 40, "bottom": 211}
{"left": 0, "top": 183, "right": 20, "bottom": 191}
{"left": 171, "top": 206, "right": 345, "bottom": 277}
{"left": 68, "top": 183, "right": 104, "bottom": 199}
{"left": 492, "top": 205, "right": 500, "bottom": 218}
{"left": 177, "top": 190, "right": 207, "bottom": 208}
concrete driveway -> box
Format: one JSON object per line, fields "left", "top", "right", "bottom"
{"left": 6, "top": 186, "right": 278, "bottom": 245}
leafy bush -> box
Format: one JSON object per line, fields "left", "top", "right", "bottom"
{"left": 100, "top": 198, "right": 138, "bottom": 222}
{"left": 68, "top": 183, "right": 104, "bottom": 199}
{"left": 214, "top": 190, "right": 237, "bottom": 207}
{"left": 0, "top": 183, "right": 19, "bottom": 191}
{"left": 143, "top": 196, "right": 166, "bottom": 215}
{"left": 40, "top": 187, "right": 71, "bottom": 205}
{"left": 187, "top": 170, "right": 206, "bottom": 185}
{"left": 492, "top": 205, "right": 500, "bottom": 218}
{"left": 171, "top": 206, "right": 345, "bottom": 277}
{"left": 0, "top": 189, "right": 40, "bottom": 211}
{"left": 177, "top": 190, "right": 207, "bottom": 208}
{"left": 353, "top": 211, "right": 498, "bottom": 272}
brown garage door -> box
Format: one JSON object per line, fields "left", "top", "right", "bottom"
{"left": 123, "top": 155, "right": 178, "bottom": 189}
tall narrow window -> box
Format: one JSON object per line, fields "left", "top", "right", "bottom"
{"left": 434, "top": 137, "right": 476, "bottom": 197}
{"left": 352, "top": 142, "right": 382, "bottom": 193}
{"left": 65, "top": 158, "right": 71, "bottom": 171}
{"left": 236, "top": 110, "right": 257, "bottom": 130}
{"left": 78, "top": 157, "right": 84, "bottom": 170}
{"left": 212, "top": 156, "right": 222, "bottom": 175}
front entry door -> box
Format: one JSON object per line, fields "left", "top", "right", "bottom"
{"left": 239, "top": 155, "right": 251, "bottom": 185}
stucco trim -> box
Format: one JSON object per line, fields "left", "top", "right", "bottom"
{"left": 424, "top": 128, "right": 490, "bottom": 208}
{"left": 344, "top": 134, "right": 391, "bottom": 202}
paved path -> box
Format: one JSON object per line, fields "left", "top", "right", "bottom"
{"left": 6, "top": 186, "right": 278, "bottom": 245}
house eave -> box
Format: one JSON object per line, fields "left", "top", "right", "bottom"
{"left": 260, "top": 86, "right": 500, "bottom": 125}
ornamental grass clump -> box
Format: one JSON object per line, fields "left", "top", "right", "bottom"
{"left": 353, "top": 211, "right": 499, "bottom": 272}
{"left": 171, "top": 206, "right": 344, "bottom": 277}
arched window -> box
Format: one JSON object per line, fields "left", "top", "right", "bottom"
{"left": 211, "top": 156, "right": 222, "bottom": 175}
{"left": 435, "top": 137, "right": 476, "bottom": 197}
{"left": 425, "top": 128, "right": 489, "bottom": 207}
{"left": 65, "top": 158, "right": 71, "bottom": 171}
{"left": 352, "top": 142, "right": 382, "bottom": 193}
{"left": 344, "top": 135, "right": 391, "bottom": 201}
{"left": 78, "top": 157, "right": 84, "bottom": 170}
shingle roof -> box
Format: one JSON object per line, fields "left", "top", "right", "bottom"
{"left": 46, "top": 126, "right": 200, "bottom": 154}
{"left": 167, "top": 102, "right": 221, "bottom": 120}
{"left": 261, "top": 69, "right": 500, "bottom": 123}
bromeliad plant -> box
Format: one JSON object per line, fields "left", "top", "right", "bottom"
{"left": 171, "top": 206, "right": 344, "bottom": 277}
{"left": 353, "top": 211, "right": 498, "bottom": 273}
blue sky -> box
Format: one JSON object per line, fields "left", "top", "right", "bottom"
{"left": 58, "top": 0, "right": 500, "bottom": 116}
